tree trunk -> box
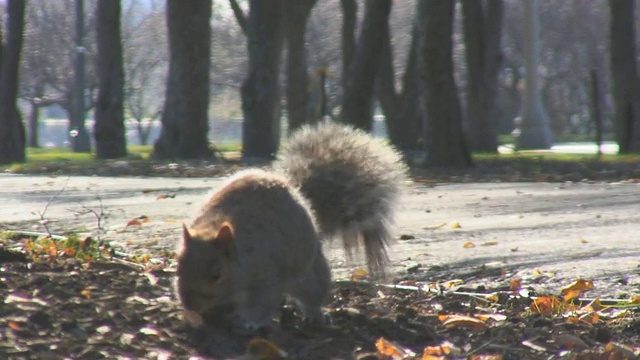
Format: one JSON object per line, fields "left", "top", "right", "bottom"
{"left": 341, "top": 0, "right": 391, "bottom": 131}
{"left": 418, "top": 0, "right": 472, "bottom": 168}
{"left": 514, "top": 0, "right": 553, "bottom": 150}
{"left": 609, "top": 0, "right": 640, "bottom": 153}
{"left": 341, "top": 0, "right": 357, "bottom": 91}
{"left": 241, "top": 0, "right": 285, "bottom": 159}
{"left": 376, "top": 22, "right": 422, "bottom": 153}
{"left": 0, "top": 0, "right": 26, "bottom": 165}
{"left": 285, "top": 0, "right": 316, "bottom": 132}
{"left": 27, "top": 101, "right": 39, "bottom": 148}
{"left": 153, "top": 0, "right": 213, "bottom": 159}
{"left": 70, "top": 0, "right": 92, "bottom": 153}
{"left": 94, "top": 0, "right": 126, "bottom": 159}
{"left": 461, "top": 0, "right": 504, "bottom": 153}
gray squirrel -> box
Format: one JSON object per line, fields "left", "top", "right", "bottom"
{"left": 176, "top": 121, "right": 408, "bottom": 331}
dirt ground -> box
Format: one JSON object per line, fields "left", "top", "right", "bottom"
{"left": 1, "top": 159, "right": 640, "bottom": 359}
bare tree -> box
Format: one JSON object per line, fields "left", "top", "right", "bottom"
{"left": 609, "top": 0, "right": 640, "bottom": 153}
{"left": 94, "top": 0, "right": 126, "bottom": 159}
{"left": 122, "top": 4, "right": 167, "bottom": 146}
{"left": 20, "top": 1, "right": 98, "bottom": 150}
{"left": 461, "top": 0, "right": 504, "bottom": 153}
{"left": 341, "top": 0, "right": 392, "bottom": 131}
{"left": 376, "top": 20, "right": 422, "bottom": 154}
{"left": 153, "top": 0, "right": 213, "bottom": 159}
{"left": 285, "top": 0, "right": 317, "bottom": 132}
{"left": 0, "top": 0, "right": 26, "bottom": 164}
{"left": 241, "top": 0, "right": 286, "bottom": 159}
{"left": 418, "top": 0, "right": 472, "bottom": 168}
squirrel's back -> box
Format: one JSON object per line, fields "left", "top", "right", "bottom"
{"left": 276, "top": 121, "right": 408, "bottom": 276}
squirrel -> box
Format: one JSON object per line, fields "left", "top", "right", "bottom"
{"left": 176, "top": 121, "right": 408, "bottom": 332}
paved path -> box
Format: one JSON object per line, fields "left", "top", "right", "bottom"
{"left": 1, "top": 174, "right": 639, "bottom": 296}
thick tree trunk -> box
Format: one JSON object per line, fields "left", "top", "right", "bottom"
{"left": 241, "top": 0, "right": 285, "bottom": 159}
{"left": 376, "top": 22, "right": 422, "bottom": 153}
{"left": 0, "top": 0, "right": 26, "bottom": 164}
{"left": 341, "top": 0, "right": 357, "bottom": 91}
{"left": 153, "top": 0, "right": 213, "bottom": 159}
{"left": 341, "top": 0, "right": 391, "bottom": 131}
{"left": 419, "top": 0, "right": 472, "bottom": 168}
{"left": 94, "top": 0, "right": 127, "bottom": 159}
{"left": 609, "top": 0, "right": 640, "bottom": 153}
{"left": 70, "top": 0, "right": 91, "bottom": 153}
{"left": 285, "top": 0, "right": 316, "bottom": 132}
{"left": 461, "top": 0, "right": 504, "bottom": 153}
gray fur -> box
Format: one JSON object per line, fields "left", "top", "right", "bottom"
{"left": 275, "top": 121, "right": 408, "bottom": 276}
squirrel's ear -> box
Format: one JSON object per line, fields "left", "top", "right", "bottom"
{"left": 216, "top": 222, "right": 238, "bottom": 261}
{"left": 182, "top": 224, "right": 192, "bottom": 245}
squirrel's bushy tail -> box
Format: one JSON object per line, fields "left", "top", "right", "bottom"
{"left": 275, "top": 121, "right": 408, "bottom": 276}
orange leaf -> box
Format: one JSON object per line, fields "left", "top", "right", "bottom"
{"left": 439, "top": 314, "right": 489, "bottom": 329}
{"left": 422, "top": 340, "right": 460, "bottom": 358}
{"left": 530, "top": 296, "right": 562, "bottom": 316}
{"left": 126, "top": 218, "right": 142, "bottom": 227}
{"left": 64, "top": 248, "right": 77, "bottom": 257}
{"left": 582, "top": 298, "right": 603, "bottom": 312}
{"left": 561, "top": 279, "right": 594, "bottom": 302}
{"left": 81, "top": 289, "right": 92, "bottom": 299}
{"left": 509, "top": 279, "right": 522, "bottom": 292}
{"left": 376, "top": 337, "right": 413, "bottom": 359}
{"left": 8, "top": 320, "right": 22, "bottom": 330}
{"left": 350, "top": 268, "right": 369, "bottom": 282}
{"left": 462, "top": 241, "right": 475, "bottom": 248}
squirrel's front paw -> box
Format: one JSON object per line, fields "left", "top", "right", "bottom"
{"left": 301, "top": 307, "right": 332, "bottom": 326}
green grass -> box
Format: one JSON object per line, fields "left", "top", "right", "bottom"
{"left": 473, "top": 151, "right": 640, "bottom": 163}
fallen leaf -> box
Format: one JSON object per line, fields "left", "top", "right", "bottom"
{"left": 376, "top": 337, "right": 415, "bottom": 359}
{"left": 80, "top": 288, "right": 91, "bottom": 299}
{"left": 463, "top": 241, "right": 475, "bottom": 248}
{"left": 422, "top": 223, "right": 447, "bottom": 230}
{"left": 530, "top": 296, "right": 562, "bottom": 316}
{"left": 246, "top": 337, "right": 287, "bottom": 359}
{"left": 350, "top": 268, "right": 368, "bottom": 281}
{"left": 552, "top": 333, "right": 589, "bottom": 350}
{"left": 439, "top": 314, "right": 489, "bottom": 329}
{"left": 450, "top": 222, "right": 461, "bottom": 229}
{"left": 561, "top": 279, "right": 594, "bottom": 301}
{"left": 480, "top": 241, "right": 499, "bottom": 247}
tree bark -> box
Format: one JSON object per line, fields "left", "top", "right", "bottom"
{"left": 0, "top": 0, "right": 26, "bottom": 164}
{"left": 285, "top": 0, "right": 316, "bottom": 132}
{"left": 461, "top": 0, "right": 504, "bottom": 153}
{"left": 376, "top": 22, "right": 422, "bottom": 153}
{"left": 94, "top": 0, "right": 127, "bottom": 159}
{"left": 71, "top": 0, "right": 92, "bottom": 153}
{"left": 153, "top": 0, "right": 213, "bottom": 159}
{"left": 418, "top": 0, "right": 472, "bottom": 168}
{"left": 241, "top": 0, "right": 285, "bottom": 159}
{"left": 341, "top": 0, "right": 357, "bottom": 92}
{"left": 341, "top": 0, "right": 391, "bottom": 131}
{"left": 609, "top": 0, "right": 640, "bottom": 153}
